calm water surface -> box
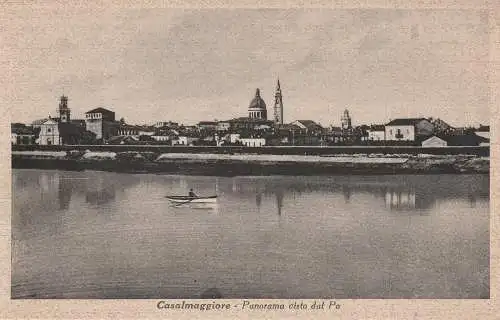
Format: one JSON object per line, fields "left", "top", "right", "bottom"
{"left": 11, "top": 169, "right": 489, "bottom": 299}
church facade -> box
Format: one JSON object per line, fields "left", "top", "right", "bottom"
{"left": 38, "top": 96, "right": 82, "bottom": 145}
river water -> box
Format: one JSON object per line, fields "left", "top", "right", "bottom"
{"left": 11, "top": 169, "right": 489, "bottom": 299}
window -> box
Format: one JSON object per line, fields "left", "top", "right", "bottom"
{"left": 47, "top": 128, "right": 51, "bottom": 133}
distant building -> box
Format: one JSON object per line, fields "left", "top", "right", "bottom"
{"left": 291, "top": 120, "right": 324, "bottom": 135}
{"left": 217, "top": 121, "right": 231, "bottom": 132}
{"left": 70, "top": 119, "right": 86, "bottom": 128}
{"left": 367, "top": 125, "right": 385, "bottom": 141}
{"left": 11, "top": 124, "right": 36, "bottom": 145}
{"left": 215, "top": 133, "right": 240, "bottom": 146}
{"left": 430, "top": 118, "right": 453, "bottom": 134}
{"left": 174, "top": 136, "right": 199, "bottom": 146}
{"left": 38, "top": 118, "right": 82, "bottom": 145}
{"left": 248, "top": 88, "right": 267, "bottom": 120}
{"left": 58, "top": 95, "right": 71, "bottom": 123}
{"left": 197, "top": 121, "right": 218, "bottom": 131}
{"left": 155, "top": 121, "right": 178, "bottom": 128}
{"left": 341, "top": 109, "right": 352, "bottom": 130}
{"left": 385, "top": 118, "right": 434, "bottom": 141}
{"left": 152, "top": 131, "right": 176, "bottom": 143}
{"left": 116, "top": 125, "right": 155, "bottom": 137}
{"left": 117, "top": 124, "right": 140, "bottom": 136}
{"left": 240, "top": 137, "right": 266, "bottom": 147}
{"left": 31, "top": 118, "right": 49, "bottom": 129}
{"left": 273, "top": 79, "right": 284, "bottom": 125}
{"left": 475, "top": 125, "right": 490, "bottom": 140}
{"left": 107, "top": 135, "right": 140, "bottom": 145}
{"left": 325, "top": 126, "right": 345, "bottom": 144}
{"left": 137, "top": 126, "right": 155, "bottom": 136}
{"left": 38, "top": 96, "right": 86, "bottom": 145}
{"left": 225, "top": 117, "right": 274, "bottom": 132}
{"left": 85, "top": 107, "right": 117, "bottom": 141}
{"left": 38, "top": 118, "right": 60, "bottom": 145}
{"left": 422, "top": 135, "right": 447, "bottom": 147}
{"left": 443, "top": 134, "right": 488, "bottom": 146}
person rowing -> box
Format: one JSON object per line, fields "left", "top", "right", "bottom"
{"left": 188, "top": 188, "right": 198, "bottom": 198}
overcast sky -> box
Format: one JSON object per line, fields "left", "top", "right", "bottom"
{"left": 3, "top": 8, "right": 490, "bottom": 127}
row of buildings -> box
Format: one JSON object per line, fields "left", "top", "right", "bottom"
{"left": 12, "top": 79, "right": 490, "bottom": 147}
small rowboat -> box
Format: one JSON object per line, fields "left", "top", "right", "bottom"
{"left": 165, "top": 195, "right": 218, "bottom": 204}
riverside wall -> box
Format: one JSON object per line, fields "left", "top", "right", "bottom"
{"left": 11, "top": 144, "right": 490, "bottom": 156}
{"left": 11, "top": 147, "right": 490, "bottom": 176}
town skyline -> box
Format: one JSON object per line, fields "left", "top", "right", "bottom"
{"left": 4, "top": 9, "right": 490, "bottom": 127}
{"left": 14, "top": 89, "right": 490, "bottom": 129}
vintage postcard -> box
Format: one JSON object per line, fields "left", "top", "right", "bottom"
{"left": 1, "top": 1, "right": 498, "bottom": 319}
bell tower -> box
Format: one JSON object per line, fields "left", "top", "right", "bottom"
{"left": 273, "top": 78, "right": 283, "bottom": 125}
{"left": 58, "top": 95, "right": 70, "bottom": 123}
{"left": 341, "top": 109, "right": 352, "bottom": 130}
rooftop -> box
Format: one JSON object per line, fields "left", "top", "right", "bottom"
{"left": 386, "top": 118, "right": 428, "bottom": 126}
{"left": 85, "top": 107, "right": 115, "bottom": 114}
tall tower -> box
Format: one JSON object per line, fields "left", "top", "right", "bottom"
{"left": 273, "top": 78, "right": 284, "bottom": 125}
{"left": 341, "top": 109, "right": 352, "bottom": 130}
{"left": 58, "top": 95, "right": 70, "bottom": 123}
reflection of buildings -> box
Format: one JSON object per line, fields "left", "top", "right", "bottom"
{"left": 85, "top": 188, "right": 116, "bottom": 205}
{"left": 220, "top": 175, "right": 488, "bottom": 213}
{"left": 275, "top": 190, "right": 284, "bottom": 216}
{"left": 58, "top": 176, "right": 73, "bottom": 210}
{"left": 385, "top": 189, "right": 417, "bottom": 210}
{"left": 342, "top": 185, "right": 351, "bottom": 203}
{"left": 253, "top": 188, "right": 284, "bottom": 216}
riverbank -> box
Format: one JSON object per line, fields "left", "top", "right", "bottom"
{"left": 11, "top": 150, "right": 490, "bottom": 176}
{"left": 11, "top": 144, "right": 490, "bottom": 156}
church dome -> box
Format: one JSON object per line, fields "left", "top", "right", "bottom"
{"left": 249, "top": 88, "right": 267, "bottom": 110}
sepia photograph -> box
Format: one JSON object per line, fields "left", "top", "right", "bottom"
{"left": 5, "top": 5, "right": 491, "bottom": 304}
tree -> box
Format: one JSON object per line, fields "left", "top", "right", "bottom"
{"left": 79, "top": 130, "right": 97, "bottom": 145}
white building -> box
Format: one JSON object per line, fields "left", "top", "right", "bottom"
{"left": 385, "top": 118, "right": 434, "bottom": 141}
{"left": 217, "top": 121, "right": 231, "bottom": 131}
{"left": 367, "top": 125, "right": 385, "bottom": 141}
{"left": 151, "top": 134, "right": 171, "bottom": 142}
{"left": 155, "top": 121, "right": 178, "bottom": 128}
{"left": 38, "top": 118, "right": 60, "bottom": 145}
{"left": 422, "top": 135, "right": 447, "bottom": 147}
{"left": 173, "top": 136, "right": 199, "bottom": 146}
{"left": 240, "top": 138, "right": 266, "bottom": 147}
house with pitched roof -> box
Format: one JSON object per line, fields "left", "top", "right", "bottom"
{"left": 475, "top": 125, "right": 490, "bottom": 140}
{"left": 367, "top": 125, "right": 386, "bottom": 141}
{"left": 291, "top": 120, "right": 324, "bottom": 135}
{"left": 385, "top": 118, "right": 434, "bottom": 141}
{"left": 11, "top": 124, "right": 36, "bottom": 145}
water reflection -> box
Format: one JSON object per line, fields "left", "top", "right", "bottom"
{"left": 85, "top": 188, "right": 116, "bottom": 205}
{"left": 12, "top": 170, "right": 142, "bottom": 240}
{"left": 13, "top": 171, "right": 489, "bottom": 220}
{"left": 215, "top": 175, "right": 488, "bottom": 216}
{"left": 276, "top": 190, "right": 284, "bottom": 216}
{"left": 385, "top": 189, "right": 416, "bottom": 210}
{"left": 11, "top": 170, "right": 490, "bottom": 299}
